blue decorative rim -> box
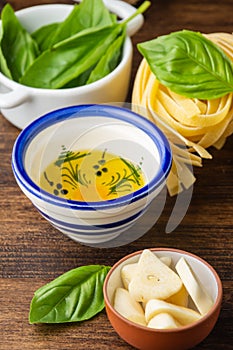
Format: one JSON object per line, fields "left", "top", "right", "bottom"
{"left": 38, "top": 207, "right": 144, "bottom": 234}
{"left": 12, "top": 104, "right": 172, "bottom": 210}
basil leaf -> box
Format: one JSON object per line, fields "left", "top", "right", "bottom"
{"left": 87, "top": 29, "right": 125, "bottom": 84}
{"left": 62, "top": 65, "right": 95, "bottom": 88}
{"left": 75, "top": 0, "right": 117, "bottom": 27}
{"left": 29, "top": 265, "right": 111, "bottom": 324}
{"left": 0, "top": 4, "right": 39, "bottom": 81}
{"left": 50, "top": 0, "right": 116, "bottom": 47}
{"left": 0, "top": 24, "right": 12, "bottom": 79}
{"left": 138, "top": 30, "right": 233, "bottom": 99}
{"left": 20, "top": 24, "right": 124, "bottom": 89}
{"left": 32, "top": 22, "right": 60, "bottom": 52}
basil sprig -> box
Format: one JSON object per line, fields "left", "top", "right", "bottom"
{"left": 29, "top": 265, "right": 111, "bottom": 324}
{"left": 138, "top": 30, "right": 233, "bottom": 99}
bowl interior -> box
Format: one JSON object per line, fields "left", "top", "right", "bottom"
{"left": 18, "top": 105, "right": 171, "bottom": 204}
{"left": 26, "top": 117, "right": 159, "bottom": 187}
{"left": 105, "top": 249, "right": 220, "bottom": 312}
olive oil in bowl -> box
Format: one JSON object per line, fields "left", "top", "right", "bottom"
{"left": 40, "top": 148, "right": 145, "bottom": 202}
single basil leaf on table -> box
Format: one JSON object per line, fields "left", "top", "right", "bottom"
{"left": 87, "top": 29, "right": 126, "bottom": 84}
{"left": 20, "top": 23, "right": 124, "bottom": 89}
{"left": 138, "top": 29, "right": 233, "bottom": 99}
{"left": 29, "top": 265, "right": 111, "bottom": 323}
{"left": 0, "top": 3, "right": 39, "bottom": 82}
{"left": 48, "top": 0, "right": 117, "bottom": 48}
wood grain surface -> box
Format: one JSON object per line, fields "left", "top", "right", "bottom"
{"left": 0, "top": 0, "right": 232, "bottom": 349}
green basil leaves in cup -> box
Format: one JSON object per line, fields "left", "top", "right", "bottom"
{"left": 0, "top": 0, "right": 150, "bottom": 89}
{"left": 31, "top": 22, "right": 60, "bottom": 53}
{"left": 32, "top": 0, "right": 117, "bottom": 52}
{"left": 47, "top": 0, "right": 117, "bottom": 47}
{"left": 87, "top": 30, "right": 126, "bottom": 85}
{"left": 29, "top": 265, "right": 111, "bottom": 324}
{"left": 20, "top": 24, "right": 124, "bottom": 89}
{"left": 138, "top": 30, "right": 233, "bottom": 99}
{"left": 0, "top": 3, "right": 39, "bottom": 82}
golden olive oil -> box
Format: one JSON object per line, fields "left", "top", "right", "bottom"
{"left": 40, "top": 148, "right": 145, "bottom": 201}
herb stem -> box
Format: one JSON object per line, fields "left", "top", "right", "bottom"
{"left": 122, "top": 1, "right": 151, "bottom": 26}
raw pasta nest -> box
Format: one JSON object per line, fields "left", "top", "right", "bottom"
{"left": 132, "top": 32, "right": 233, "bottom": 195}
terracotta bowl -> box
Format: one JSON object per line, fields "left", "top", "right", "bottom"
{"left": 103, "top": 248, "right": 222, "bottom": 350}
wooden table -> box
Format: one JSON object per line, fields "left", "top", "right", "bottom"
{"left": 0, "top": 0, "right": 232, "bottom": 349}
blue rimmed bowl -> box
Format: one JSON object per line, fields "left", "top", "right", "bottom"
{"left": 11, "top": 104, "right": 172, "bottom": 246}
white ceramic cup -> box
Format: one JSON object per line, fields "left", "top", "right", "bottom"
{"left": 0, "top": 1, "right": 144, "bottom": 129}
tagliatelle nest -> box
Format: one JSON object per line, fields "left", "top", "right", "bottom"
{"left": 132, "top": 32, "right": 233, "bottom": 196}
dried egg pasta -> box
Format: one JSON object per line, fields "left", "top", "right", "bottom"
{"left": 132, "top": 33, "right": 233, "bottom": 195}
